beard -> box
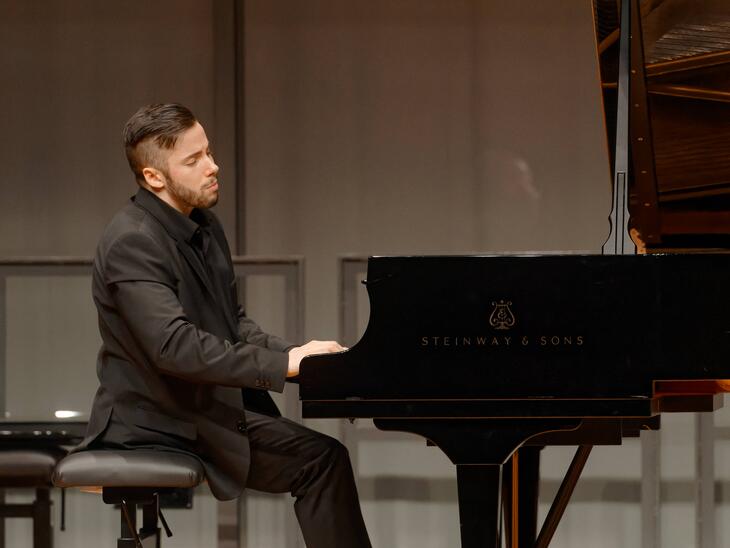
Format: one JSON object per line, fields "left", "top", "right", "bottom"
{"left": 166, "top": 174, "right": 219, "bottom": 210}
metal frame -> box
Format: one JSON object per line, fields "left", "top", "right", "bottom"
{"left": 696, "top": 413, "right": 715, "bottom": 548}
{"left": 641, "top": 429, "right": 661, "bottom": 548}
{"left": 338, "top": 256, "right": 372, "bottom": 477}
{"left": 103, "top": 488, "right": 166, "bottom": 548}
{"left": 0, "top": 488, "right": 52, "bottom": 548}
{"left": 231, "top": 255, "right": 305, "bottom": 420}
{"left": 0, "top": 255, "right": 305, "bottom": 548}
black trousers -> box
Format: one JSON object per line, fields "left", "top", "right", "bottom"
{"left": 245, "top": 410, "right": 372, "bottom": 548}
{"left": 96, "top": 409, "right": 371, "bottom": 547}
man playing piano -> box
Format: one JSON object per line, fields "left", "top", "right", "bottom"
{"left": 77, "top": 103, "right": 372, "bottom": 548}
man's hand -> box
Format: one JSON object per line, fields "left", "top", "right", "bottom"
{"left": 287, "top": 340, "right": 346, "bottom": 377}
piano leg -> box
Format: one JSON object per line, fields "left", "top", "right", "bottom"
{"left": 502, "top": 456, "right": 515, "bottom": 546}
{"left": 456, "top": 464, "right": 502, "bottom": 548}
{"left": 520, "top": 447, "right": 541, "bottom": 547}
{"left": 503, "top": 447, "right": 542, "bottom": 548}
{"left": 502, "top": 446, "right": 543, "bottom": 548}
{"left": 372, "top": 418, "right": 581, "bottom": 547}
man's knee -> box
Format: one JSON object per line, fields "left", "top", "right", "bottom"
{"left": 317, "top": 434, "right": 349, "bottom": 463}
{"left": 291, "top": 435, "right": 351, "bottom": 495}
{"left": 300, "top": 434, "right": 352, "bottom": 481}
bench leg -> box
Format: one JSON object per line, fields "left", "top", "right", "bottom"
{"left": 119, "top": 500, "right": 138, "bottom": 548}
{"left": 141, "top": 498, "right": 161, "bottom": 548}
{"left": 32, "top": 488, "right": 52, "bottom": 548}
{"left": 118, "top": 498, "right": 161, "bottom": 548}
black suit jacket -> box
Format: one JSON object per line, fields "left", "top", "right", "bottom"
{"left": 79, "top": 188, "right": 293, "bottom": 500}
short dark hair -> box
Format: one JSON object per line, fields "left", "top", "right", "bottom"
{"left": 123, "top": 103, "right": 197, "bottom": 184}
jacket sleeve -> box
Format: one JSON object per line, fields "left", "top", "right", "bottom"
{"left": 103, "top": 231, "right": 289, "bottom": 392}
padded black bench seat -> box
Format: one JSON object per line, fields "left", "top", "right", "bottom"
{"left": 53, "top": 450, "right": 205, "bottom": 548}
{"left": 53, "top": 450, "right": 204, "bottom": 490}
{"left": 0, "top": 448, "right": 65, "bottom": 488}
{"left": 0, "top": 447, "right": 66, "bottom": 548}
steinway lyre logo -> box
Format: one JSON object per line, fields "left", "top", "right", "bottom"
{"left": 489, "top": 300, "right": 516, "bottom": 330}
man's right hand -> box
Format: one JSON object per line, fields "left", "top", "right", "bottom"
{"left": 287, "top": 340, "right": 346, "bottom": 377}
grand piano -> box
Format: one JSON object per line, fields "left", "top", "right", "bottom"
{"left": 299, "top": 1, "right": 730, "bottom": 547}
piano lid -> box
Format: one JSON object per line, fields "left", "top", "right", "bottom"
{"left": 594, "top": 0, "right": 730, "bottom": 250}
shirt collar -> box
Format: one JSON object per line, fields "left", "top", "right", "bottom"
{"left": 132, "top": 187, "right": 209, "bottom": 244}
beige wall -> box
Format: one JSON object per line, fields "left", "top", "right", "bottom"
{"left": 244, "top": 0, "right": 611, "bottom": 339}
{"left": 0, "top": 0, "right": 237, "bottom": 256}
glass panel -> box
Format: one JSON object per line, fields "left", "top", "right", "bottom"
{"left": 5, "top": 276, "right": 99, "bottom": 419}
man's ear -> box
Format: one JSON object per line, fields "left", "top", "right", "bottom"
{"left": 142, "top": 167, "right": 166, "bottom": 190}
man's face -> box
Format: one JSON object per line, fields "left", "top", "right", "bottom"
{"left": 160, "top": 122, "right": 219, "bottom": 214}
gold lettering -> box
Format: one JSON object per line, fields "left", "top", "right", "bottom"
{"left": 420, "top": 334, "right": 582, "bottom": 349}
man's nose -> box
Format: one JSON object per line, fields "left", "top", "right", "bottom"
{"left": 206, "top": 157, "right": 219, "bottom": 175}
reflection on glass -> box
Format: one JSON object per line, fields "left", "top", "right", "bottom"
{"left": 54, "top": 410, "right": 83, "bottom": 419}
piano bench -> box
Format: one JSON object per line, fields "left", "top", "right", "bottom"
{"left": 0, "top": 447, "right": 66, "bottom": 548}
{"left": 52, "top": 450, "right": 205, "bottom": 548}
